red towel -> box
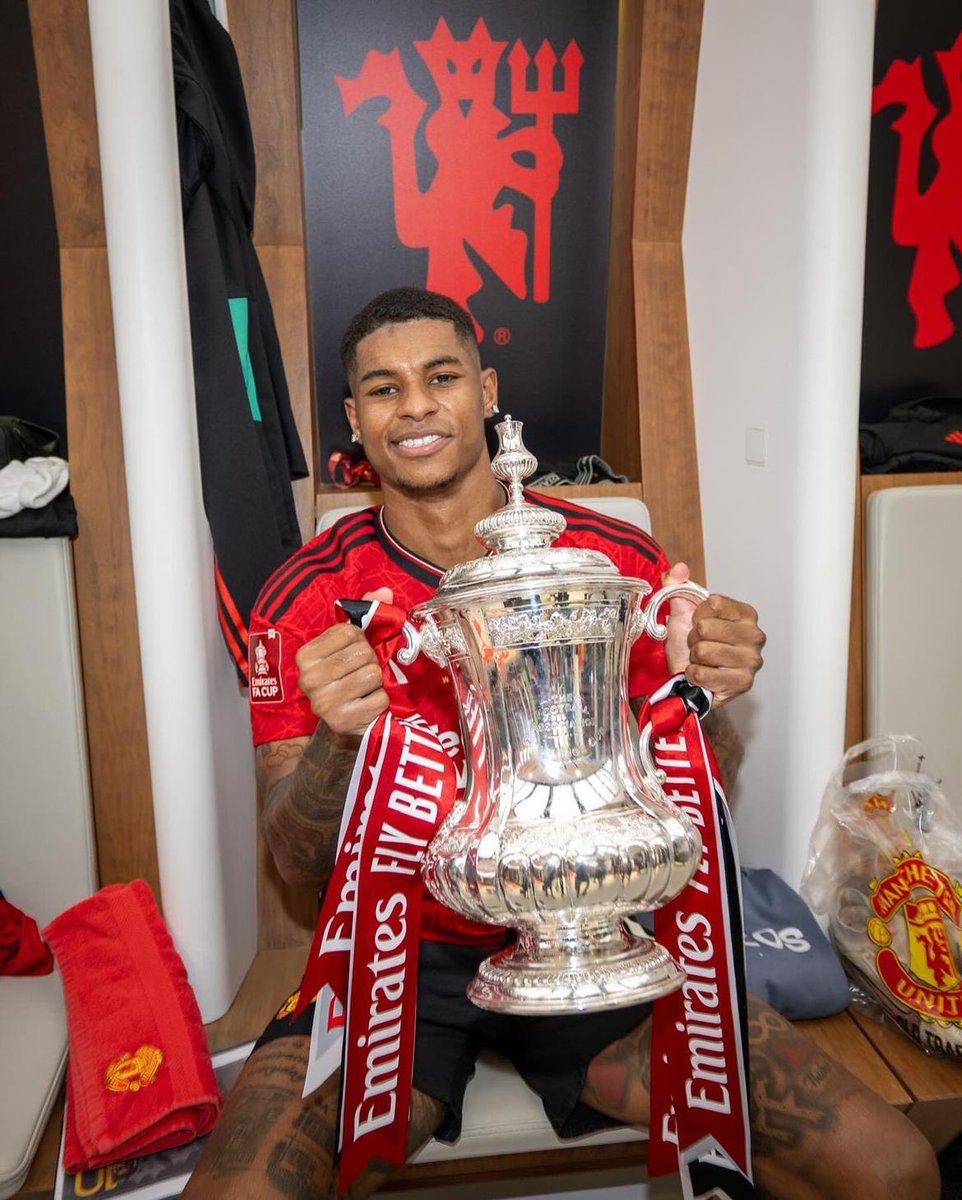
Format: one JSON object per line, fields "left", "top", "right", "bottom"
{"left": 0, "top": 891, "right": 53, "bottom": 975}
{"left": 43, "top": 879, "right": 220, "bottom": 1172}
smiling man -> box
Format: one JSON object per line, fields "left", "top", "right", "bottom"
{"left": 183, "top": 288, "right": 939, "bottom": 1200}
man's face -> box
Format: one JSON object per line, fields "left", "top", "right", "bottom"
{"left": 345, "top": 318, "right": 498, "bottom": 496}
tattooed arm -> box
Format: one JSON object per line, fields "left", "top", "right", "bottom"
{"left": 259, "top": 589, "right": 394, "bottom": 889}
{"left": 259, "top": 729, "right": 359, "bottom": 889}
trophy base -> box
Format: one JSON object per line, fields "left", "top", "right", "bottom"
{"left": 467, "top": 922, "right": 684, "bottom": 1014}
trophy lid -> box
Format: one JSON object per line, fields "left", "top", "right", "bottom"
{"left": 427, "top": 416, "right": 620, "bottom": 600}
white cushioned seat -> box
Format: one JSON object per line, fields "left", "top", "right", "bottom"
{"left": 409, "top": 1048, "right": 646, "bottom": 1164}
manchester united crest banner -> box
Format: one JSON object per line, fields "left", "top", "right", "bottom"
{"left": 296, "top": 1, "right": 618, "bottom": 477}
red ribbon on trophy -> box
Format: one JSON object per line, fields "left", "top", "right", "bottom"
{"left": 642, "top": 677, "right": 755, "bottom": 1200}
{"left": 294, "top": 598, "right": 455, "bottom": 1195}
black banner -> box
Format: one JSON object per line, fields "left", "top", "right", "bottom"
{"left": 861, "top": 1, "right": 962, "bottom": 425}
{"left": 296, "top": 1, "right": 617, "bottom": 477}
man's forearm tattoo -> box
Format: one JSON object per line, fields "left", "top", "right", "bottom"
{"left": 260, "top": 726, "right": 358, "bottom": 885}
{"left": 266, "top": 1101, "right": 337, "bottom": 1198}
{"left": 204, "top": 1082, "right": 294, "bottom": 1178}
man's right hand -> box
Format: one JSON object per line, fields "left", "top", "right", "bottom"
{"left": 294, "top": 588, "right": 394, "bottom": 739}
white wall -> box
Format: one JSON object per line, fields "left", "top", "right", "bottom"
{"left": 684, "top": 0, "right": 875, "bottom": 885}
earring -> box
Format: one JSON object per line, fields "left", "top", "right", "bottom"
{"left": 351, "top": 432, "right": 361, "bottom": 444}
{"left": 491, "top": 404, "right": 500, "bottom": 414}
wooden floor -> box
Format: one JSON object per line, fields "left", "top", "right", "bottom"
{"left": 16, "top": 946, "right": 962, "bottom": 1196}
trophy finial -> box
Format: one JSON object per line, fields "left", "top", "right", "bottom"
{"left": 475, "top": 415, "right": 565, "bottom": 552}
{"left": 490, "top": 414, "right": 537, "bottom": 506}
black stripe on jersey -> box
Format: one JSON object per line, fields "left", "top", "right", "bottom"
{"left": 258, "top": 510, "right": 378, "bottom": 623}
{"left": 529, "top": 492, "right": 661, "bottom": 564}
{"left": 261, "top": 528, "right": 380, "bottom": 624}
{"left": 257, "top": 511, "right": 373, "bottom": 619}
{"left": 374, "top": 514, "right": 444, "bottom": 588}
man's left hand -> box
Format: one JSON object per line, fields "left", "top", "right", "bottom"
{"left": 662, "top": 563, "right": 765, "bottom": 706}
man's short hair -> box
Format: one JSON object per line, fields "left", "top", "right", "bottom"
{"left": 340, "top": 287, "right": 478, "bottom": 379}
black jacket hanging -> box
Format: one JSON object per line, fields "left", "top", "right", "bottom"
{"left": 170, "top": 0, "right": 308, "bottom": 680}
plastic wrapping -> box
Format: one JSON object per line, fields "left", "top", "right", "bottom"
{"left": 800, "top": 734, "right": 962, "bottom": 1058}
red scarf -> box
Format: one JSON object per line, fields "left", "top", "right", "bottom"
{"left": 295, "top": 600, "right": 457, "bottom": 1194}
{"left": 643, "top": 677, "right": 754, "bottom": 1199}
{"left": 297, "top": 607, "right": 754, "bottom": 1198}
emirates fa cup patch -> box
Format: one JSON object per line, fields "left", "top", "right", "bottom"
{"left": 249, "top": 629, "right": 284, "bottom": 703}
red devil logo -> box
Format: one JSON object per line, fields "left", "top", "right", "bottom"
{"left": 336, "top": 18, "right": 583, "bottom": 339}
{"left": 872, "top": 32, "right": 962, "bottom": 349}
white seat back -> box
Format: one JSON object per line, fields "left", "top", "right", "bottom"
{"left": 316, "top": 493, "right": 652, "bottom": 536}
{"left": 864, "top": 485, "right": 962, "bottom": 792}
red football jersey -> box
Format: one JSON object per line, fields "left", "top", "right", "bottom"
{"left": 248, "top": 491, "right": 672, "bottom": 945}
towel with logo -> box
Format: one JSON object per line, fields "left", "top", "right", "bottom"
{"left": 43, "top": 879, "right": 220, "bottom": 1171}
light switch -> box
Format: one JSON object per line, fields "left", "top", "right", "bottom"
{"left": 745, "top": 426, "right": 767, "bottom": 467}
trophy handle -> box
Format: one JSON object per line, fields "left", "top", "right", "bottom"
{"left": 399, "top": 613, "right": 448, "bottom": 666}
{"left": 635, "top": 720, "right": 667, "bottom": 792}
{"left": 631, "top": 580, "right": 710, "bottom": 643}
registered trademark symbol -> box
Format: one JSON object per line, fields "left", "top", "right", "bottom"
{"left": 493, "top": 326, "right": 512, "bottom": 346}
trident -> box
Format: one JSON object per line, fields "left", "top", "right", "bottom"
{"left": 507, "top": 39, "right": 583, "bottom": 303}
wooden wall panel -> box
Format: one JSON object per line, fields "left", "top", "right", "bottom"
{"left": 601, "top": 0, "right": 644, "bottom": 483}
{"left": 227, "top": 0, "right": 304, "bottom": 248}
{"left": 603, "top": 0, "right": 705, "bottom": 574}
{"left": 258, "top": 244, "right": 317, "bottom": 542}
{"left": 633, "top": 240, "right": 704, "bottom": 580}
{"left": 28, "top": 0, "right": 160, "bottom": 897}
{"left": 632, "top": 0, "right": 703, "bottom": 240}
{"left": 60, "top": 248, "right": 160, "bottom": 892}
{"left": 845, "top": 462, "right": 865, "bottom": 751}
{"left": 630, "top": 0, "right": 705, "bottom": 578}
{"left": 27, "top": 0, "right": 105, "bottom": 248}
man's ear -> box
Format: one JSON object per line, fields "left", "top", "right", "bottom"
{"left": 344, "top": 395, "right": 359, "bottom": 441}
{"left": 481, "top": 367, "right": 498, "bottom": 417}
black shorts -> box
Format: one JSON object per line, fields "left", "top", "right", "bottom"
{"left": 256, "top": 940, "right": 651, "bottom": 1142}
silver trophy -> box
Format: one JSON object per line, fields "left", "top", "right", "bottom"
{"left": 410, "top": 417, "right": 705, "bottom": 1013}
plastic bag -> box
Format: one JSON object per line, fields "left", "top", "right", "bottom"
{"left": 800, "top": 734, "right": 962, "bottom": 1059}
